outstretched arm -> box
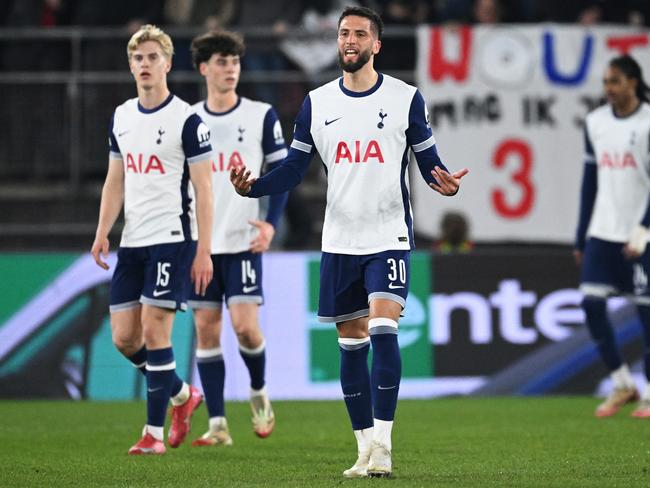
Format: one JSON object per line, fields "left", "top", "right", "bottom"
{"left": 406, "top": 90, "right": 468, "bottom": 196}
{"left": 231, "top": 147, "right": 313, "bottom": 197}
{"left": 231, "top": 95, "right": 316, "bottom": 197}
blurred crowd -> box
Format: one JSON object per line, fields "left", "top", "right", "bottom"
{"left": 2, "top": 0, "right": 650, "bottom": 31}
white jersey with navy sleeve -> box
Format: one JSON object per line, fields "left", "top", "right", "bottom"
{"left": 585, "top": 103, "right": 650, "bottom": 243}
{"left": 193, "top": 97, "right": 287, "bottom": 254}
{"left": 109, "top": 94, "right": 212, "bottom": 248}
{"left": 290, "top": 74, "right": 435, "bottom": 255}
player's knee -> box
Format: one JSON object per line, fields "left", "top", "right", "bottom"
{"left": 111, "top": 330, "right": 142, "bottom": 356}
{"left": 233, "top": 324, "right": 262, "bottom": 349}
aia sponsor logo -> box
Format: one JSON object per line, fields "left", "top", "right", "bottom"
{"left": 212, "top": 151, "right": 245, "bottom": 172}
{"left": 598, "top": 151, "right": 637, "bottom": 169}
{"left": 125, "top": 153, "right": 165, "bottom": 174}
{"left": 335, "top": 140, "right": 384, "bottom": 164}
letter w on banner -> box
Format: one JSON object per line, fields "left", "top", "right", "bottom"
{"left": 414, "top": 25, "right": 650, "bottom": 243}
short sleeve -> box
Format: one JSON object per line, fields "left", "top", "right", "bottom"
{"left": 181, "top": 113, "right": 212, "bottom": 163}
{"left": 108, "top": 113, "right": 122, "bottom": 160}
{"left": 406, "top": 90, "right": 436, "bottom": 153}
{"left": 262, "top": 107, "right": 288, "bottom": 163}
{"left": 289, "top": 95, "right": 316, "bottom": 154}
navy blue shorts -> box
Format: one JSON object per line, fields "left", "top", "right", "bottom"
{"left": 109, "top": 241, "right": 196, "bottom": 312}
{"left": 188, "top": 251, "right": 263, "bottom": 309}
{"left": 580, "top": 237, "right": 650, "bottom": 301}
{"left": 317, "top": 250, "right": 410, "bottom": 323}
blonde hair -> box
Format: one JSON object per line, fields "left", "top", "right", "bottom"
{"left": 127, "top": 24, "right": 174, "bottom": 59}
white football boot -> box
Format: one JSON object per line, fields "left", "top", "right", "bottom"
{"left": 367, "top": 441, "right": 392, "bottom": 477}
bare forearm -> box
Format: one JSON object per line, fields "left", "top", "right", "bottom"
{"left": 194, "top": 182, "right": 213, "bottom": 254}
{"left": 95, "top": 180, "right": 124, "bottom": 238}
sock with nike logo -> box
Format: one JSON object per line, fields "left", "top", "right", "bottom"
{"left": 197, "top": 347, "right": 226, "bottom": 417}
{"left": 339, "top": 337, "right": 373, "bottom": 430}
{"left": 128, "top": 345, "right": 184, "bottom": 399}
{"left": 239, "top": 340, "right": 266, "bottom": 390}
{"left": 146, "top": 347, "right": 176, "bottom": 429}
{"left": 369, "top": 318, "right": 401, "bottom": 421}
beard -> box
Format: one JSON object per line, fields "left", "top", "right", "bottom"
{"left": 338, "top": 48, "right": 372, "bottom": 73}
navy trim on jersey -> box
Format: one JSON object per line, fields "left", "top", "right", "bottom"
{"left": 180, "top": 160, "right": 192, "bottom": 241}
{"left": 293, "top": 95, "right": 315, "bottom": 148}
{"left": 400, "top": 147, "right": 415, "bottom": 249}
{"left": 641, "top": 197, "right": 650, "bottom": 227}
{"left": 203, "top": 97, "right": 241, "bottom": 116}
{"left": 137, "top": 92, "right": 175, "bottom": 114}
{"left": 584, "top": 126, "right": 595, "bottom": 161}
{"left": 611, "top": 102, "right": 643, "bottom": 120}
{"left": 338, "top": 72, "right": 384, "bottom": 98}
{"left": 108, "top": 113, "right": 121, "bottom": 157}
{"left": 406, "top": 90, "right": 433, "bottom": 147}
{"left": 182, "top": 113, "right": 212, "bottom": 162}
{"left": 262, "top": 107, "right": 286, "bottom": 156}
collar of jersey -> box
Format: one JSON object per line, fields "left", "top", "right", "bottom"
{"left": 338, "top": 73, "right": 383, "bottom": 98}
{"left": 611, "top": 101, "right": 643, "bottom": 120}
{"left": 137, "top": 93, "right": 174, "bottom": 114}
{"left": 203, "top": 96, "right": 241, "bottom": 116}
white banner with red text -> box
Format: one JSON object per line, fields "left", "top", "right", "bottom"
{"left": 414, "top": 25, "right": 650, "bottom": 243}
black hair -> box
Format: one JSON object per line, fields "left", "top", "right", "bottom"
{"left": 190, "top": 30, "right": 245, "bottom": 70}
{"left": 609, "top": 55, "right": 650, "bottom": 103}
{"left": 337, "top": 6, "right": 384, "bottom": 40}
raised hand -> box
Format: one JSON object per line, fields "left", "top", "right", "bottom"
{"left": 230, "top": 166, "right": 257, "bottom": 196}
{"left": 430, "top": 166, "right": 469, "bottom": 196}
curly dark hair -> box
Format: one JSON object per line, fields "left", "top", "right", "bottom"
{"left": 190, "top": 30, "right": 245, "bottom": 70}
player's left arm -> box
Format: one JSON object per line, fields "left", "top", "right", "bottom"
{"left": 250, "top": 107, "right": 290, "bottom": 253}
{"left": 406, "top": 90, "right": 468, "bottom": 196}
{"left": 184, "top": 114, "right": 214, "bottom": 295}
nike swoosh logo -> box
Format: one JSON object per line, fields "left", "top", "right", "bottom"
{"left": 117, "top": 130, "right": 130, "bottom": 137}
{"left": 388, "top": 283, "right": 404, "bottom": 289}
{"left": 147, "top": 387, "right": 163, "bottom": 393}
{"left": 325, "top": 117, "right": 342, "bottom": 126}
{"left": 152, "top": 289, "right": 171, "bottom": 297}
{"left": 378, "top": 385, "right": 397, "bottom": 390}
{"left": 242, "top": 285, "right": 258, "bottom": 293}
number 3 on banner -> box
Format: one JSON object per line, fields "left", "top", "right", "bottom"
{"left": 491, "top": 139, "right": 535, "bottom": 218}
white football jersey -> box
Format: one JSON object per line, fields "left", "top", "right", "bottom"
{"left": 291, "top": 74, "right": 434, "bottom": 254}
{"left": 193, "top": 97, "right": 287, "bottom": 254}
{"left": 109, "top": 94, "right": 212, "bottom": 247}
{"left": 585, "top": 103, "right": 650, "bottom": 242}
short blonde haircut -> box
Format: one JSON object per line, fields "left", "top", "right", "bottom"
{"left": 127, "top": 24, "right": 174, "bottom": 59}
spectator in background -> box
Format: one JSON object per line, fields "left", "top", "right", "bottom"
{"left": 164, "top": 0, "right": 236, "bottom": 30}
{"left": 4, "top": 0, "right": 75, "bottom": 69}
{"left": 1, "top": 0, "right": 75, "bottom": 180}
{"left": 537, "top": 0, "right": 638, "bottom": 24}
{"left": 374, "top": 0, "right": 428, "bottom": 71}
{"left": 434, "top": 211, "right": 473, "bottom": 254}
{"left": 163, "top": 0, "right": 237, "bottom": 71}
{"left": 235, "top": 0, "right": 302, "bottom": 106}
{"left": 471, "top": 0, "right": 503, "bottom": 23}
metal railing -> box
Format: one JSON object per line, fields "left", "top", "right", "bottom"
{"left": 0, "top": 26, "right": 416, "bottom": 194}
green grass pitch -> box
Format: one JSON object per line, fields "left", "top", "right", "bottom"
{"left": 1, "top": 397, "right": 650, "bottom": 487}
